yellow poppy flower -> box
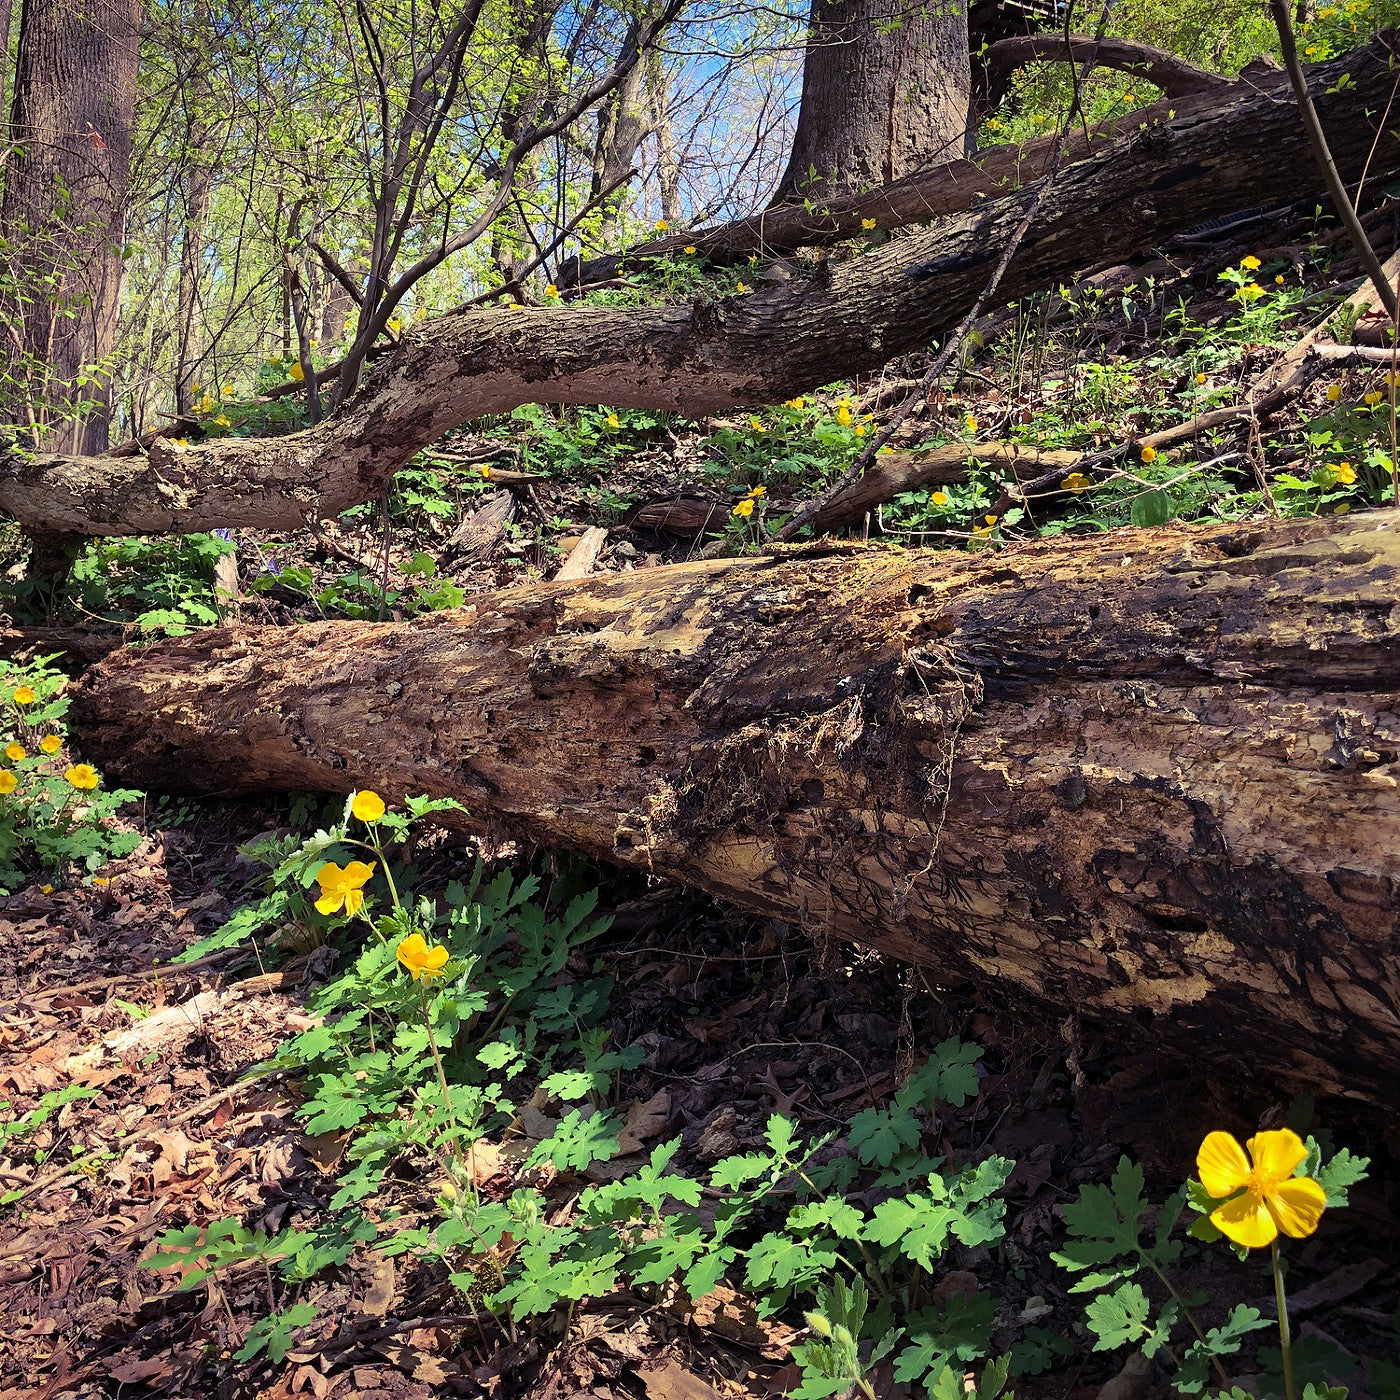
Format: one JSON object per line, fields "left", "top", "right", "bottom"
{"left": 965, "top": 416, "right": 979, "bottom": 434}
{"left": 1275, "top": 274, "right": 1285, "bottom": 285}
{"left": 1195, "top": 373, "right": 1207, "bottom": 384}
{"left": 684, "top": 245, "right": 697, "bottom": 255}
{"left": 984, "top": 514, "right": 999, "bottom": 526}
{"left": 212, "top": 414, "right": 231, "bottom": 428}
{"left": 735, "top": 281, "right": 748, "bottom": 293}
{"left": 480, "top": 464, "right": 492, "bottom": 480}
{"left": 732, "top": 498, "right": 754, "bottom": 517}
{"left": 747, "top": 485, "right": 767, "bottom": 498}
{"left": 749, "top": 418, "right": 765, "bottom": 432}
{"left": 1327, "top": 384, "right": 1342, "bottom": 402}
{"left": 397, "top": 932, "right": 450, "bottom": 981}
{"left": 314, "top": 860, "right": 375, "bottom": 917}
{"left": 1240, "top": 255, "right": 1262, "bottom": 270}
{"left": 835, "top": 405, "right": 853, "bottom": 426}
{"left": 65, "top": 764, "right": 99, "bottom": 790}
{"left": 1365, "top": 391, "right": 1383, "bottom": 406}
{"left": 4, "top": 742, "right": 24, "bottom": 762}
{"left": 1333, "top": 461, "right": 1357, "bottom": 484}
{"left": 351, "top": 790, "right": 386, "bottom": 823}
{"left": 13, "top": 687, "right": 35, "bottom": 705}
{"left": 605, "top": 412, "right": 620, "bottom": 430}
{"left": 40, "top": 735, "right": 62, "bottom": 754}
{"left": 0, "top": 771, "right": 16, "bottom": 795}
{"left": 1140, "top": 444, "right": 1158, "bottom": 463}
{"left": 544, "top": 284, "right": 560, "bottom": 299}
{"left": 653, "top": 218, "right": 668, "bottom": 231}
{"left": 854, "top": 423, "right": 866, "bottom": 436}
{"left": 1063, "top": 472, "right": 1091, "bottom": 492}
{"left": 1197, "top": 1128, "right": 1326, "bottom": 1249}
{"left": 861, "top": 217, "right": 876, "bottom": 230}
{"left": 222, "top": 383, "right": 235, "bottom": 395}
{"left": 289, "top": 361, "right": 306, "bottom": 382}
{"left": 931, "top": 491, "right": 949, "bottom": 506}
{"left": 784, "top": 397, "right": 805, "bottom": 409}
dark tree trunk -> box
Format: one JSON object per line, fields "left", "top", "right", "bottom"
{"left": 1, "top": 0, "right": 140, "bottom": 454}
{"left": 70, "top": 512, "right": 1400, "bottom": 1108}
{"left": 771, "top": 0, "right": 971, "bottom": 206}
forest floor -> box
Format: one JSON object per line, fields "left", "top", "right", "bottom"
{"left": 1, "top": 801, "right": 1397, "bottom": 1399}
{"left": 4, "top": 202, "right": 1400, "bottom": 1397}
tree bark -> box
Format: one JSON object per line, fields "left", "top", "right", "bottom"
{"left": 1, "top": 0, "right": 140, "bottom": 454}
{"left": 557, "top": 61, "right": 1255, "bottom": 289}
{"left": 71, "top": 511, "right": 1400, "bottom": 1106}
{"left": 1, "top": 38, "right": 1395, "bottom": 540}
{"left": 771, "top": 0, "right": 972, "bottom": 205}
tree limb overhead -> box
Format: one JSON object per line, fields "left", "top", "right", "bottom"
{"left": 2, "top": 39, "right": 1395, "bottom": 539}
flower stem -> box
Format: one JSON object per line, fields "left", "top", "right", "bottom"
{"left": 1144, "top": 1255, "right": 1231, "bottom": 1391}
{"left": 417, "top": 982, "right": 465, "bottom": 1173}
{"left": 1272, "top": 1240, "right": 1297, "bottom": 1400}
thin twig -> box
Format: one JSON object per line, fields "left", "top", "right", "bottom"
{"left": 1268, "top": 0, "right": 1399, "bottom": 321}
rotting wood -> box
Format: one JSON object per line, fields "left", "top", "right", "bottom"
{"left": 2, "top": 40, "right": 1396, "bottom": 540}
{"left": 71, "top": 511, "right": 1400, "bottom": 1105}
{"left": 441, "top": 489, "right": 515, "bottom": 567}
{"left": 807, "top": 444, "right": 1083, "bottom": 534}
{"left": 555, "top": 526, "right": 609, "bottom": 580}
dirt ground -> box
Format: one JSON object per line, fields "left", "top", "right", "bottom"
{"left": 1, "top": 797, "right": 1396, "bottom": 1400}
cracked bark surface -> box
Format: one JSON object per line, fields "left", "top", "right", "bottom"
{"left": 72, "top": 512, "right": 1400, "bottom": 1105}
{"left": 2, "top": 40, "right": 1396, "bottom": 539}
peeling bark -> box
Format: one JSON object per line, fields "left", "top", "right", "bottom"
{"left": 73, "top": 512, "right": 1400, "bottom": 1105}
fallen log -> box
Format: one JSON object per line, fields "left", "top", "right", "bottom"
{"left": 73, "top": 511, "right": 1400, "bottom": 1105}
{"left": 3, "top": 40, "right": 1396, "bottom": 540}
{"left": 558, "top": 52, "right": 1267, "bottom": 288}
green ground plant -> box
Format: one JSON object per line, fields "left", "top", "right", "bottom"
{"left": 0, "top": 657, "right": 140, "bottom": 891}
{"left": 140, "top": 794, "right": 1390, "bottom": 1396}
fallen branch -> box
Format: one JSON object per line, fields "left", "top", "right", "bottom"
{"left": 3, "top": 40, "right": 1397, "bottom": 539}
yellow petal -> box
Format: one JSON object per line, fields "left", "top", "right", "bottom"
{"left": 397, "top": 933, "right": 428, "bottom": 973}
{"left": 1267, "top": 1176, "right": 1326, "bottom": 1238}
{"left": 314, "top": 891, "right": 344, "bottom": 915}
{"left": 342, "top": 887, "right": 365, "bottom": 917}
{"left": 1212, "top": 1190, "right": 1278, "bottom": 1248}
{"left": 425, "top": 944, "right": 449, "bottom": 970}
{"left": 1198, "top": 1131, "right": 1252, "bottom": 1198}
{"left": 343, "top": 860, "right": 376, "bottom": 887}
{"left": 1246, "top": 1128, "right": 1308, "bottom": 1186}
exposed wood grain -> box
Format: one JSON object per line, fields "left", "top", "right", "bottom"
{"left": 72, "top": 511, "right": 1400, "bottom": 1104}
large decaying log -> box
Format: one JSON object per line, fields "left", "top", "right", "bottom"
{"left": 2, "top": 40, "right": 1396, "bottom": 540}
{"left": 74, "top": 513, "right": 1400, "bottom": 1105}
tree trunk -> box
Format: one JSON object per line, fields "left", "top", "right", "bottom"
{"left": 1, "top": 0, "right": 139, "bottom": 454}
{"left": 589, "top": 19, "right": 651, "bottom": 246}
{"left": 1, "top": 38, "right": 1393, "bottom": 541}
{"left": 771, "top": 0, "right": 972, "bottom": 206}
{"left": 71, "top": 512, "right": 1400, "bottom": 1107}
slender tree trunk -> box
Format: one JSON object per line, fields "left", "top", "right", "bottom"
{"left": 175, "top": 133, "right": 214, "bottom": 417}
{"left": 589, "top": 19, "right": 650, "bottom": 244}
{"left": 1, "top": 0, "right": 140, "bottom": 454}
{"left": 646, "top": 46, "right": 680, "bottom": 225}
{"left": 771, "top": 0, "right": 971, "bottom": 206}
{"left": 70, "top": 512, "right": 1400, "bottom": 1107}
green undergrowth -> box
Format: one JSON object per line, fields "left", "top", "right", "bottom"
{"left": 105, "top": 791, "right": 1389, "bottom": 1397}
